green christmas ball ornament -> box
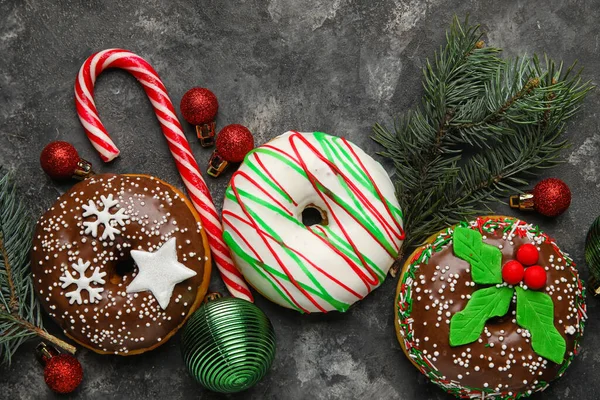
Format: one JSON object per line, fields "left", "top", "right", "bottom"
{"left": 585, "top": 215, "right": 600, "bottom": 296}
{"left": 181, "top": 293, "right": 276, "bottom": 393}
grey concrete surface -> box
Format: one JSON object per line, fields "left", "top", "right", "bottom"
{"left": 0, "top": 0, "right": 599, "bottom": 399}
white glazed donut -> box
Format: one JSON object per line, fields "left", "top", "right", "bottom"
{"left": 222, "top": 131, "right": 404, "bottom": 313}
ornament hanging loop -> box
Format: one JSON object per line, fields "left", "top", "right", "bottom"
{"left": 197, "top": 122, "right": 217, "bottom": 147}
{"left": 207, "top": 152, "right": 229, "bottom": 178}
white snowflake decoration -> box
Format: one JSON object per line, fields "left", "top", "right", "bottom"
{"left": 59, "top": 259, "right": 107, "bottom": 304}
{"left": 82, "top": 194, "right": 129, "bottom": 240}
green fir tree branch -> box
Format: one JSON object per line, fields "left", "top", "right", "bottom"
{"left": 0, "top": 170, "right": 75, "bottom": 365}
{"left": 373, "top": 16, "right": 593, "bottom": 257}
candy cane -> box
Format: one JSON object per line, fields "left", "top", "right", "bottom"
{"left": 74, "top": 48, "right": 253, "bottom": 302}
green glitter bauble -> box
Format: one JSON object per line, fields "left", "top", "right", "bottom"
{"left": 181, "top": 295, "right": 276, "bottom": 393}
{"left": 585, "top": 215, "right": 600, "bottom": 293}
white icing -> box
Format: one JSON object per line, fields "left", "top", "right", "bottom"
{"left": 82, "top": 193, "right": 129, "bottom": 240}
{"left": 126, "top": 237, "right": 197, "bottom": 309}
{"left": 565, "top": 325, "right": 576, "bottom": 335}
{"left": 222, "top": 131, "right": 404, "bottom": 313}
{"left": 59, "top": 258, "right": 107, "bottom": 304}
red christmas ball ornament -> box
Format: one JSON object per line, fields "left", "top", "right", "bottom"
{"left": 509, "top": 178, "right": 571, "bottom": 217}
{"left": 502, "top": 260, "right": 525, "bottom": 285}
{"left": 180, "top": 87, "right": 218, "bottom": 125}
{"left": 44, "top": 354, "right": 83, "bottom": 394}
{"left": 516, "top": 243, "right": 539, "bottom": 266}
{"left": 207, "top": 124, "right": 254, "bottom": 177}
{"left": 524, "top": 265, "right": 547, "bottom": 290}
{"left": 40, "top": 141, "right": 80, "bottom": 180}
{"left": 180, "top": 88, "right": 219, "bottom": 147}
{"left": 216, "top": 124, "right": 254, "bottom": 163}
{"left": 532, "top": 178, "right": 571, "bottom": 217}
{"left": 40, "top": 141, "right": 93, "bottom": 180}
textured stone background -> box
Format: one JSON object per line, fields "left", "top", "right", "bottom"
{"left": 0, "top": 0, "right": 599, "bottom": 399}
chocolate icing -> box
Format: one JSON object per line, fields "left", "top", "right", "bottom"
{"left": 31, "top": 174, "right": 210, "bottom": 355}
{"left": 400, "top": 219, "right": 584, "bottom": 396}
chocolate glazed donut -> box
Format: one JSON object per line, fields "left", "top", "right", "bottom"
{"left": 395, "top": 216, "right": 586, "bottom": 399}
{"left": 31, "top": 174, "right": 211, "bottom": 355}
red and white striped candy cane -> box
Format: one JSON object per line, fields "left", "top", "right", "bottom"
{"left": 74, "top": 48, "right": 253, "bottom": 302}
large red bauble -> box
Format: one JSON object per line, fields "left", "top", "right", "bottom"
{"left": 524, "top": 265, "right": 547, "bottom": 290}
{"left": 502, "top": 260, "right": 525, "bottom": 285}
{"left": 44, "top": 354, "right": 83, "bottom": 394}
{"left": 180, "top": 87, "right": 218, "bottom": 126}
{"left": 516, "top": 243, "right": 539, "bottom": 266}
{"left": 40, "top": 141, "right": 81, "bottom": 180}
{"left": 216, "top": 124, "right": 254, "bottom": 163}
{"left": 532, "top": 178, "right": 571, "bottom": 217}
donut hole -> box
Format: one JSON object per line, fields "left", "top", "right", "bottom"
{"left": 301, "top": 205, "right": 328, "bottom": 226}
{"left": 111, "top": 255, "right": 136, "bottom": 284}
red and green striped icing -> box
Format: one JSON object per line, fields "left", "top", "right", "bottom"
{"left": 222, "top": 131, "right": 404, "bottom": 313}
{"left": 397, "top": 217, "right": 586, "bottom": 399}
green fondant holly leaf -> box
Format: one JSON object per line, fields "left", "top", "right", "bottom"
{"left": 453, "top": 227, "right": 502, "bottom": 284}
{"left": 449, "top": 286, "right": 513, "bottom": 346}
{"left": 515, "top": 287, "right": 566, "bottom": 364}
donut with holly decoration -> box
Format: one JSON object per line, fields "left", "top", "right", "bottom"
{"left": 395, "top": 215, "right": 586, "bottom": 399}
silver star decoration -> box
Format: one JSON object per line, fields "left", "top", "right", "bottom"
{"left": 126, "top": 237, "right": 197, "bottom": 309}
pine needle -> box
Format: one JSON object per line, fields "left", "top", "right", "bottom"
{"left": 0, "top": 170, "right": 75, "bottom": 365}
{"left": 373, "top": 16, "right": 593, "bottom": 256}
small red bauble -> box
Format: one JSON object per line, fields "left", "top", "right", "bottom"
{"left": 516, "top": 243, "right": 539, "bottom": 266}
{"left": 180, "top": 87, "right": 218, "bottom": 126}
{"left": 524, "top": 265, "right": 547, "bottom": 290}
{"left": 216, "top": 124, "right": 254, "bottom": 163}
{"left": 44, "top": 354, "right": 83, "bottom": 394}
{"left": 40, "top": 141, "right": 80, "bottom": 180}
{"left": 532, "top": 178, "right": 571, "bottom": 217}
{"left": 502, "top": 260, "right": 525, "bottom": 285}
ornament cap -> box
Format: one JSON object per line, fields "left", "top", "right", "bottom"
{"left": 36, "top": 342, "right": 59, "bottom": 366}
{"left": 196, "top": 122, "right": 217, "bottom": 147}
{"left": 207, "top": 151, "right": 230, "bottom": 178}
{"left": 509, "top": 193, "right": 534, "bottom": 211}
{"left": 204, "top": 292, "right": 222, "bottom": 303}
{"left": 73, "top": 159, "right": 94, "bottom": 180}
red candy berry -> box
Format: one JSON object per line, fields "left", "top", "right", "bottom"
{"left": 516, "top": 243, "right": 539, "bottom": 266}
{"left": 502, "top": 260, "right": 525, "bottom": 285}
{"left": 524, "top": 265, "right": 547, "bottom": 290}
{"left": 180, "top": 87, "right": 219, "bottom": 126}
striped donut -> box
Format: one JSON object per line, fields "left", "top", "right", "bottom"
{"left": 222, "top": 131, "right": 405, "bottom": 313}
